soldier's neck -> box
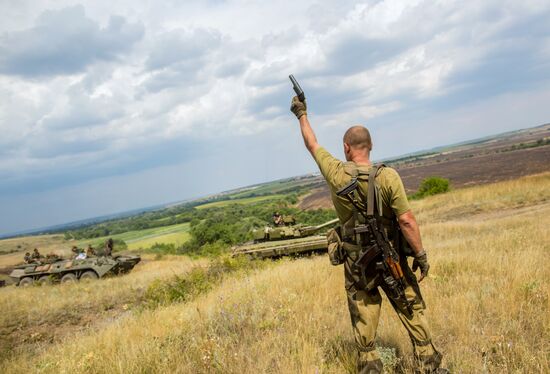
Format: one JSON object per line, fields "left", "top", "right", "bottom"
{"left": 351, "top": 155, "right": 371, "bottom": 166}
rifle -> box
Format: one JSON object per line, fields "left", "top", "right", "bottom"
{"left": 336, "top": 170, "right": 414, "bottom": 317}
{"left": 289, "top": 74, "right": 305, "bottom": 102}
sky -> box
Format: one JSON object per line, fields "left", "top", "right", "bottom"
{"left": 0, "top": 0, "right": 549, "bottom": 235}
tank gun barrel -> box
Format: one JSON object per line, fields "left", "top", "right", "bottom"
{"left": 313, "top": 218, "right": 340, "bottom": 230}
{"left": 299, "top": 218, "right": 340, "bottom": 236}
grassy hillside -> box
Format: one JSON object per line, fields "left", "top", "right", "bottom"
{"left": 194, "top": 195, "right": 285, "bottom": 210}
{"left": 0, "top": 235, "right": 66, "bottom": 255}
{"left": 1, "top": 173, "right": 548, "bottom": 373}
{"left": 79, "top": 223, "right": 191, "bottom": 251}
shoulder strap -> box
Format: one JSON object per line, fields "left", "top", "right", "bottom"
{"left": 366, "top": 165, "right": 380, "bottom": 217}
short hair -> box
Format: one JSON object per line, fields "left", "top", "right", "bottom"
{"left": 343, "top": 126, "right": 372, "bottom": 151}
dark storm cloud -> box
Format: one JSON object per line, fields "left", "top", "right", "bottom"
{"left": 0, "top": 5, "right": 144, "bottom": 77}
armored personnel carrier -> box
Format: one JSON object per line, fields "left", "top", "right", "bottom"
{"left": 9, "top": 254, "right": 141, "bottom": 287}
{"left": 232, "top": 218, "right": 339, "bottom": 259}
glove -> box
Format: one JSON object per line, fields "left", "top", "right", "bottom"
{"left": 290, "top": 96, "right": 307, "bottom": 119}
{"left": 412, "top": 251, "right": 430, "bottom": 282}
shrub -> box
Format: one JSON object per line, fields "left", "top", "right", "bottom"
{"left": 112, "top": 239, "right": 128, "bottom": 252}
{"left": 412, "top": 176, "right": 450, "bottom": 199}
{"left": 144, "top": 256, "right": 265, "bottom": 307}
{"left": 144, "top": 243, "right": 178, "bottom": 255}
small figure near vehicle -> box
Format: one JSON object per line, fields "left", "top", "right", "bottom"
{"left": 71, "top": 246, "right": 83, "bottom": 259}
{"left": 272, "top": 212, "right": 284, "bottom": 226}
{"left": 104, "top": 238, "right": 114, "bottom": 257}
{"left": 31, "top": 248, "right": 42, "bottom": 261}
{"left": 86, "top": 245, "right": 96, "bottom": 257}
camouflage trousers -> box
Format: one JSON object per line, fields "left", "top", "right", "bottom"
{"left": 343, "top": 243, "right": 442, "bottom": 373}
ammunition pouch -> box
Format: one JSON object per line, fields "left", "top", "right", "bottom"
{"left": 327, "top": 226, "right": 345, "bottom": 266}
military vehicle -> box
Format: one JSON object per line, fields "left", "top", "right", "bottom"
{"left": 9, "top": 254, "right": 141, "bottom": 287}
{"left": 232, "top": 217, "right": 339, "bottom": 259}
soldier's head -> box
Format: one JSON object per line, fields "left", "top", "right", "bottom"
{"left": 33, "top": 248, "right": 39, "bottom": 253}
{"left": 343, "top": 126, "right": 372, "bottom": 162}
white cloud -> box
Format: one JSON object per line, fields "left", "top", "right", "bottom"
{"left": 0, "top": 0, "right": 549, "bottom": 233}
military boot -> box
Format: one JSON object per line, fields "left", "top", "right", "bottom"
{"left": 358, "top": 359, "right": 383, "bottom": 374}
{"left": 357, "top": 350, "right": 383, "bottom": 374}
{"left": 414, "top": 349, "right": 446, "bottom": 374}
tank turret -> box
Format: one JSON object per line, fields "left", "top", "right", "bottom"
{"left": 233, "top": 218, "right": 340, "bottom": 258}
{"left": 252, "top": 218, "right": 340, "bottom": 242}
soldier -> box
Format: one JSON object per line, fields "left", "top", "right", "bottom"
{"left": 45, "top": 253, "right": 60, "bottom": 262}
{"left": 290, "top": 96, "right": 447, "bottom": 373}
{"left": 23, "top": 252, "right": 31, "bottom": 263}
{"left": 31, "top": 248, "right": 41, "bottom": 260}
{"left": 272, "top": 212, "right": 284, "bottom": 226}
{"left": 71, "top": 246, "right": 82, "bottom": 259}
{"left": 86, "top": 245, "right": 96, "bottom": 257}
{"left": 104, "top": 238, "right": 114, "bottom": 257}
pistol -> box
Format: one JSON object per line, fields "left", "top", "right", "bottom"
{"left": 289, "top": 74, "right": 305, "bottom": 102}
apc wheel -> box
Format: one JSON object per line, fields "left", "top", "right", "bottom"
{"left": 80, "top": 271, "right": 99, "bottom": 281}
{"left": 19, "top": 277, "right": 34, "bottom": 287}
{"left": 38, "top": 276, "right": 52, "bottom": 285}
{"left": 61, "top": 273, "right": 77, "bottom": 283}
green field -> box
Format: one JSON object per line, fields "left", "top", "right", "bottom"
{"left": 194, "top": 194, "right": 285, "bottom": 209}
{"left": 76, "top": 223, "right": 191, "bottom": 250}
{"left": 228, "top": 178, "right": 317, "bottom": 199}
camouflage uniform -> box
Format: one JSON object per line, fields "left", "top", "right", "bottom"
{"left": 31, "top": 249, "right": 41, "bottom": 260}
{"left": 273, "top": 212, "right": 284, "bottom": 226}
{"left": 86, "top": 245, "right": 96, "bottom": 257}
{"left": 314, "top": 147, "right": 442, "bottom": 373}
{"left": 104, "top": 239, "right": 113, "bottom": 257}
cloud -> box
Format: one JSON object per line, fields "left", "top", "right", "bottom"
{"left": 1, "top": 0, "right": 550, "bottom": 235}
{"left": 0, "top": 5, "right": 144, "bottom": 77}
{"left": 146, "top": 28, "right": 222, "bottom": 71}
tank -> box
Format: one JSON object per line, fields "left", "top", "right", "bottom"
{"left": 232, "top": 218, "right": 339, "bottom": 259}
{"left": 9, "top": 254, "right": 141, "bottom": 287}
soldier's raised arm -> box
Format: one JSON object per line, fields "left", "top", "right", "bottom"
{"left": 290, "top": 97, "right": 320, "bottom": 156}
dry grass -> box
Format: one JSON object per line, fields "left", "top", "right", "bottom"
{"left": 0, "top": 255, "right": 204, "bottom": 360}
{"left": 412, "top": 172, "right": 550, "bottom": 224}
{"left": 1, "top": 174, "right": 549, "bottom": 373}
{"left": 0, "top": 235, "right": 66, "bottom": 255}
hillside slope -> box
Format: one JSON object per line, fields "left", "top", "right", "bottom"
{"left": 1, "top": 173, "right": 549, "bottom": 373}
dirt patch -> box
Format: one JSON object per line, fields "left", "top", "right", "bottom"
{"left": 446, "top": 201, "right": 550, "bottom": 223}
{"left": 0, "top": 295, "right": 137, "bottom": 361}
{"left": 298, "top": 187, "right": 333, "bottom": 210}
{"left": 396, "top": 146, "right": 550, "bottom": 193}
{"left": 298, "top": 146, "right": 550, "bottom": 210}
